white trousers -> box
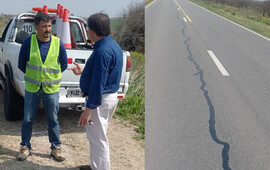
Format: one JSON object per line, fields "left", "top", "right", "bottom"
{"left": 85, "top": 93, "right": 118, "bottom": 170}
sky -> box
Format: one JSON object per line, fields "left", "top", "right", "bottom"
{"left": 0, "top": 0, "right": 143, "bottom": 18}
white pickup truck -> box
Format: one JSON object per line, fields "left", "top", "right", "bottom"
{"left": 0, "top": 12, "right": 130, "bottom": 121}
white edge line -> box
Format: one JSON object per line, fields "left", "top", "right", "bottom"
{"left": 183, "top": 17, "right": 187, "bottom": 22}
{"left": 189, "top": 1, "right": 270, "bottom": 42}
{"left": 207, "top": 50, "right": 230, "bottom": 76}
{"left": 146, "top": 0, "right": 158, "bottom": 8}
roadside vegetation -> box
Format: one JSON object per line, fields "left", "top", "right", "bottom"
{"left": 145, "top": 0, "right": 154, "bottom": 6}
{"left": 0, "top": 14, "right": 13, "bottom": 36}
{"left": 190, "top": 0, "right": 270, "bottom": 39}
{"left": 115, "top": 52, "right": 145, "bottom": 140}
{"left": 111, "top": 2, "right": 145, "bottom": 139}
{"left": 112, "top": 2, "right": 144, "bottom": 53}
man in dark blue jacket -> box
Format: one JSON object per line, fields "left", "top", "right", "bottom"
{"left": 68, "top": 12, "right": 123, "bottom": 170}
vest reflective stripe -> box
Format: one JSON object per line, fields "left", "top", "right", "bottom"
{"left": 43, "top": 67, "right": 60, "bottom": 73}
{"left": 27, "top": 63, "right": 42, "bottom": 71}
{"left": 25, "top": 34, "right": 61, "bottom": 94}
{"left": 24, "top": 76, "right": 41, "bottom": 85}
{"left": 43, "top": 78, "right": 62, "bottom": 86}
{"left": 27, "top": 64, "right": 59, "bottom": 73}
{"left": 27, "top": 63, "right": 60, "bottom": 74}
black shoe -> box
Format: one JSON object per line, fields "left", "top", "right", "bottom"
{"left": 79, "top": 165, "right": 92, "bottom": 170}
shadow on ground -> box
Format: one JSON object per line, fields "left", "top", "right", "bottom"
{"left": 0, "top": 145, "right": 80, "bottom": 170}
{"left": 0, "top": 90, "right": 86, "bottom": 137}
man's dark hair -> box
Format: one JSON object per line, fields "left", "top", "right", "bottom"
{"left": 87, "top": 12, "right": 110, "bottom": 36}
{"left": 34, "top": 11, "right": 51, "bottom": 25}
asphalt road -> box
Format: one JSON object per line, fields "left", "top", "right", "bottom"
{"left": 145, "top": 0, "right": 270, "bottom": 169}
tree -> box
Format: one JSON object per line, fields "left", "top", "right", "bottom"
{"left": 113, "top": 2, "right": 145, "bottom": 53}
{"left": 261, "top": 1, "right": 270, "bottom": 17}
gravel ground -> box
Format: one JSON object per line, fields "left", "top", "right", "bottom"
{"left": 0, "top": 90, "right": 145, "bottom": 170}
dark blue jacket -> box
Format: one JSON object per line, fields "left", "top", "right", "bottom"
{"left": 80, "top": 36, "right": 123, "bottom": 109}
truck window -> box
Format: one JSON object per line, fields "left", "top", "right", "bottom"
{"left": 15, "top": 19, "right": 34, "bottom": 44}
{"left": 70, "top": 21, "right": 83, "bottom": 43}
{"left": 15, "top": 19, "right": 85, "bottom": 46}
{"left": 20, "top": 22, "right": 35, "bottom": 34}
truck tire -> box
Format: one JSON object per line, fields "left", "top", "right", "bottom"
{"left": 3, "top": 74, "right": 24, "bottom": 121}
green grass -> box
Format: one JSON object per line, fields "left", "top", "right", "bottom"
{"left": 0, "top": 19, "right": 8, "bottom": 36}
{"left": 145, "top": 0, "right": 154, "bottom": 6}
{"left": 110, "top": 17, "right": 126, "bottom": 45}
{"left": 115, "top": 52, "right": 145, "bottom": 140}
{"left": 189, "top": 0, "right": 270, "bottom": 39}
{"left": 110, "top": 17, "right": 125, "bottom": 30}
{"left": 0, "top": 15, "right": 13, "bottom": 36}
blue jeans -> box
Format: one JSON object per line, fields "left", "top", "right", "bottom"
{"left": 20, "top": 88, "right": 61, "bottom": 149}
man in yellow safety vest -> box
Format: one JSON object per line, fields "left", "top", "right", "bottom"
{"left": 17, "top": 11, "right": 67, "bottom": 162}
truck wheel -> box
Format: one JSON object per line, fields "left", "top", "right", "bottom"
{"left": 3, "top": 74, "right": 24, "bottom": 121}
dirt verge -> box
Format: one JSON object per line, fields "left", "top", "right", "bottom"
{"left": 0, "top": 90, "right": 144, "bottom": 170}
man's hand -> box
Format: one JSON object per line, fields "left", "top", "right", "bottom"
{"left": 67, "top": 61, "right": 83, "bottom": 75}
{"left": 78, "top": 108, "right": 93, "bottom": 126}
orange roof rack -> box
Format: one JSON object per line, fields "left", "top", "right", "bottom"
{"left": 32, "top": 7, "right": 57, "bottom": 13}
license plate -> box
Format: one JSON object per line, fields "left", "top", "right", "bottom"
{"left": 66, "top": 89, "right": 82, "bottom": 97}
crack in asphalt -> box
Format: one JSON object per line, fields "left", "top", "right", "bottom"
{"left": 180, "top": 17, "right": 231, "bottom": 170}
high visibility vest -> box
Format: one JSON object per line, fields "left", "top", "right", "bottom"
{"left": 25, "top": 34, "right": 62, "bottom": 94}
